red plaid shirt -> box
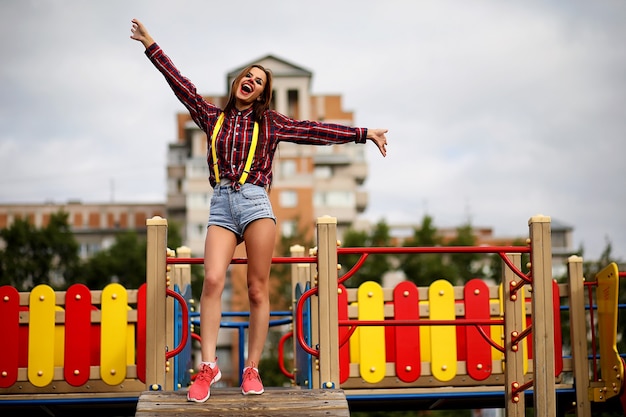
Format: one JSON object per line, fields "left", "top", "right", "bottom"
{"left": 145, "top": 43, "right": 368, "bottom": 187}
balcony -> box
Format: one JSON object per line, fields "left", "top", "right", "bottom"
{"left": 355, "top": 191, "right": 368, "bottom": 213}
{"left": 314, "top": 153, "right": 352, "bottom": 165}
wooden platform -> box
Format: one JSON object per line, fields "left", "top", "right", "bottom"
{"left": 135, "top": 387, "right": 350, "bottom": 417}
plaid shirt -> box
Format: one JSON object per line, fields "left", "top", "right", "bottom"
{"left": 145, "top": 43, "right": 368, "bottom": 187}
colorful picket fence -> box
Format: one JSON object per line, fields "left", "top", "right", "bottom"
{"left": 0, "top": 283, "right": 147, "bottom": 394}
{"left": 336, "top": 278, "right": 563, "bottom": 387}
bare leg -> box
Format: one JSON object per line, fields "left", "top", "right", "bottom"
{"left": 242, "top": 218, "right": 276, "bottom": 367}
{"left": 200, "top": 225, "right": 237, "bottom": 362}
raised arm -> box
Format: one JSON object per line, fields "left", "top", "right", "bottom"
{"left": 130, "top": 18, "right": 155, "bottom": 49}
{"left": 129, "top": 18, "right": 219, "bottom": 133}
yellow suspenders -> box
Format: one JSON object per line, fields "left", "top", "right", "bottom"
{"left": 211, "top": 112, "right": 260, "bottom": 185}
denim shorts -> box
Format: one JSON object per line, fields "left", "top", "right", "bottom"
{"left": 208, "top": 183, "right": 276, "bottom": 240}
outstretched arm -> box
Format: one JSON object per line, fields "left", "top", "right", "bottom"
{"left": 129, "top": 18, "right": 218, "bottom": 134}
{"left": 367, "top": 128, "right": 388, "bottom": 157}
{"left": 130, "top": 18, "right": 155, "bottom": 49}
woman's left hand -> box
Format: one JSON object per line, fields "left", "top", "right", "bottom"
{"left": 367, "top": 129, "right": 388, "bottom": 157}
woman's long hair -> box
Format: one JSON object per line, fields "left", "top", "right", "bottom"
{"left": 224, "top": 64, "right": 273, "bottom": 121}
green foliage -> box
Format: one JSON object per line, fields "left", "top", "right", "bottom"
{"left": 0, "top": 210, "right": 184, "bottom": 291}
{"left": 399, "top": 215, "right": 448, "bottom": 287}
{"left": 76, "top": 231, "right": 147, "bottom": 289}
{"left": 444, "top": 223, "right": 482, "bottom": 283}
{"left": 0, "top": 211, "right": 80, "bottom": 290}
{"left": 339, "top": 220, "right": 392, "bottom": 287}
{"left": 77, "top": 220, "right": 185, "bottom": 290}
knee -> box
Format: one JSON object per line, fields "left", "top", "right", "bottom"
{"left": 202, "top": 271, "right": 224, "bottom": 296}
{"left": 247, "top": 282, "right": 268, "bottom": 307}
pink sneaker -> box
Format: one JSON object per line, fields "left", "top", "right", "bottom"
{"left": 241, "top": 367, "right": 264, "bottom": 395}
{"left": 187, "top": 363, "right": 222, "bottom": 402}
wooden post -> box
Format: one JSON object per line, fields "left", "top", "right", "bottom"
{"left": 290, "top": 244, "right": 306, "bottom": 302}
{"left": 290, "top": 244, "right": 306, "bottom": 385}
{"left": 175, "top": 246, "right": 192, "bottom": 289}
{"left": 145, "top": 216, "right": 168, "bottom": 390}
{"left": 529, "top": 215, "right": 556, "bottom": 416}
{"left": 567, "top": 255, "right": 591, "bottom": 417}
{"left": 315, "top": 216, "right": 340, "bottom": 389}
{"left": 309, "top": 246, "right": 321, "bottom": 389}
{"left": 503, "top": 253, "right": 525, "bottom": 417}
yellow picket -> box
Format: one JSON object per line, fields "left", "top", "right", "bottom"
{"left": 28, "top": 285, "right": 56, "bottom": 387}
{"left": 357, "top": 281, "right": 385, "bottom": 383}
{"left": 429, "top": 279, "right": 457, "bottom": 382}
{"left": 100, "top": 283, "right": 128, "bottom": 385}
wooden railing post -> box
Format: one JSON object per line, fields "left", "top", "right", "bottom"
{"left": 503, "top": 252, "right": 525, "bottom": 416}
{"left": 175, "top": 246, "right": 192, "bottom": 288}
{"left": 315, "top": 216, "right": 340, "bottom": 389}
{"left": 529, "top": 215, "right": 556, "bottom": 416}
{"left": 309, "top": 245, "right": 321, "bottom": 389}
{"left": 145, "top": 216, "right": 168, "bottom": 390}
{"left": 290, "top": 244, "right": 307, "bottom": 302}
{"left": 290, "top": 244, "right": 306, "bottom": 381}
{"left": 567, "top": 255, "right": 591, "bottom": 416}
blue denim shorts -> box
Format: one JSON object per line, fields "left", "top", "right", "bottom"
{"left": 208, "top": 183, "right": 276, "bottom": 240}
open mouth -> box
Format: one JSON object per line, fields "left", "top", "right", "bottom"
{"left": 241, "top": 83, "right": 253, "bottom": 94}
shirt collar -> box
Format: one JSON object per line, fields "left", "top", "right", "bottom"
{"left": 230, "top": 106, "right": 254, "bottom": 118}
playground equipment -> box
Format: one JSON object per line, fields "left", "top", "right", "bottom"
{"left": 289, "top": 216, "right": 625, "bottom": 416}
{"left": 0, "top": 218, "right": 195, "bottom": 416}
{"left": 0, "top": 215, "right": 624, "bottom": 417}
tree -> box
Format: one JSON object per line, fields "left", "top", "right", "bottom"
{"left": 77, "top": 221, "right": 185, "bottom": 290}
{"left": 445, "top": 223, "right": 482, "bottom": 284}
{"left": 0, "top": 211, "right": 80, "bottom": 290}
{"left": 339, "top": 220, "right": 392, "bottom": 287}
{"left": 76, "top": 231, "right": 147, "bottom": 290}
{"left": 399, "top": 215, "right": 456, "bottom": 287}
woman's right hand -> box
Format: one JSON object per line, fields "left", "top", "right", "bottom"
{"left": 130, "top": 18, "right": 155, "bottom": 49}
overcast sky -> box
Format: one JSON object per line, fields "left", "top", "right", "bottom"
{"left": 1, "top": 0, "right": 624, "bottom": 261}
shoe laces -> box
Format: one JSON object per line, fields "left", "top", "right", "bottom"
{"left": 196, "top": 364, "right": 216, "bottom": 382}
{"left": 243, "top": 367, "right": 260, "bottom": 382}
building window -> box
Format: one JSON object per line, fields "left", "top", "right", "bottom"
{"left": 281, "top": 220, "right": 296, "bottom": 238}
{"left": 270, "top": 89, "right": 276, "bottom": 110}
{"left": 552, "top": 231, "right": 567, "bottom": 249}
{"left": 279, "top": 190, "right": 298, "bottom": 208}
{"left": 187, "top": 222, "right": 206, "bottom": 241}
{"left": 280, "top": 160, "right": 297, "bottom": 179}
{"left": 287, "top": 89, "right": 299, "bottom": 119}
{"left": 314, "top": 191, "right": 354, "bottom": 208}
{"left": 314, "top": 166, "right": 332, "bottom": 179}
{"left": 188, "top": 193, "right": 211, "bottom": 209}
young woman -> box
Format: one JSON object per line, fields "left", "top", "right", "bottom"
{"left": 130, "top": 18, "right": 388, "bottom": 403}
